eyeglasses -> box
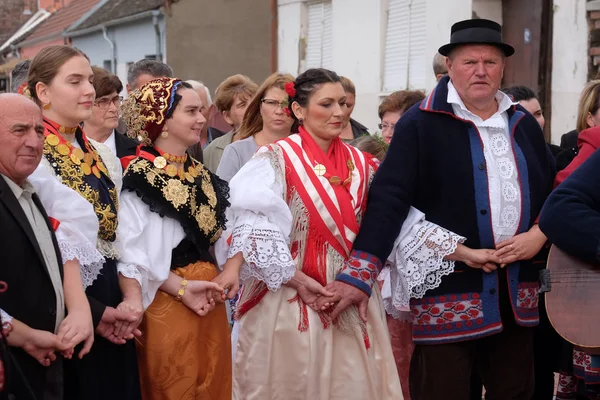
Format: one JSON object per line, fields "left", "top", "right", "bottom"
{"left": 261, "top": 98, "right": 289, "bottom": 110}
{"left": 94, "top": 96, "right": 123, "bottom": 109}
{"left": 378, "top": 122, "right": 396, "bottom": 131}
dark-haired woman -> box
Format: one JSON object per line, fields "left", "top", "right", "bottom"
{"left": 27, "top": 45, "right": 141, "bottom": 399}
{"left": 84, "top": 66, "right": 139, "bottom": 160}
{"left": 117, "top": 78, "right": 232, "bottom": 399}
{"left": 215, "top": 68, "right": 405, "bottom": 399}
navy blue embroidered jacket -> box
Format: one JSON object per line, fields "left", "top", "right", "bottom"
{"left": 338, "top": 77, "right": 555, "bottom": 344}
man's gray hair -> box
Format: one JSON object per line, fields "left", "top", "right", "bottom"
{"left": 127, "top": 59, "right": 173, "bottom": 87}
{"left": 432, "top": 52, "right": 447, "bottom": 77}
{"left": 186, "top": 80, "right": 212, "bottom": 106}
{"left": 10, "top": 59, "right": 31, "bottom": 93}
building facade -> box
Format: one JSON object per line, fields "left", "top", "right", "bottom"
{"left": 165, "top": 0, "right": 275, "bottom": 93}
{"left": 67, "top": 0, "right": 166, "bottom": 89}
{"left": 277, "top": 0, "right": 589, "bottom": 144}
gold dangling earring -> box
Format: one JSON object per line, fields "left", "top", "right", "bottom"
{"left": 161, "top": 128, "right": 169, "bottom": 139}
{"left": 42, "top": 102, "right": 51, "bottom": 111}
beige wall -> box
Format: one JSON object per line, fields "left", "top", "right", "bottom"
{"left": 166, "top": 0, "right": 273, "bottom": 94}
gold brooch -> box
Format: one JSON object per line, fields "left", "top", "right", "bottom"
{"left": 314, "top": 164, "right": 326, "bottom": 176}
{"left": 154, "top": 156, "right": 167, "bottom": 169}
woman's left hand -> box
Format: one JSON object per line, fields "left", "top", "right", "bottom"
{"left": 57, "top": 309, "right": 94, "bottom": 359}
{"left": 495, "top": 225, "right": 547, "bottom": 266}
{"left": 114, "top": 299, "right": 144, "bottom": 341}
{"left": 211, "top": 267, "right": 240, "bottom": 302}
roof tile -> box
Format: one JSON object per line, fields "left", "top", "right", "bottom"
{"left": 73, "top": 0, "right": 164, "bottom": 32}
{"left": 25, "top": 0, "right": 101, "bottom": 42}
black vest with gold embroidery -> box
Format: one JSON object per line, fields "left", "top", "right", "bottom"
{"left": 122, "top": 146, "right": 229, "bottom": 268}
{"left": 43, "top": 120, "right": 119, "bottom": 242}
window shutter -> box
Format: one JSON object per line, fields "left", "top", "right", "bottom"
{"left": 383, "top": 0, "right": 410, "bottom": 92}
{"left": 305, "top": 1, "right": 333, "bottom": 71}
{"left": 408, "top": 0, "right": 427, "bottom": 90}
{"left": 321, "top": 2, "right": 333, "bottom": 69}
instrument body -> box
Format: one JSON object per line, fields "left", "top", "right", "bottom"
{"left": 546, "top": 245, "right": 600, "bottom": 354}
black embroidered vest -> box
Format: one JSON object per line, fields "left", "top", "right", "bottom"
{"left": 122, "top": 146, "right": 229, "bottom": 268}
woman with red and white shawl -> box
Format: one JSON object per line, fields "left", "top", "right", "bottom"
{"left": 215, "top": 68, "right": 463, "bottom": 399}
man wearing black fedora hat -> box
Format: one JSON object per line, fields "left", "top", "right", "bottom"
{"left": 336, "top": 18, "right": 555, "bottom": 399}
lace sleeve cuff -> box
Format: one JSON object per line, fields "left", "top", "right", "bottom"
{"left": 228, "top": 222, "right": 295, "bottom": 291}
{"left": 1, "top": 309, "right": 13, "bottom": 336}
{"left": 381, "top": 221, "right": 465, "bottom": 318}
{"left": 58, "top": 240, "right": 105, "bottom": 289}
{"left": 117, "top": 264, "right": 145, "bottom": 290}
{"left": 337, "top": 250, "right": 382, "bottom": 297}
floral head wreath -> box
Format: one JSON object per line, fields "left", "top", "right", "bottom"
{"left": 284, "top": 81, "right": 296, "bottom": 117}
{"left": 121, "top": 77, "right": 183, "bottom": 145}
{"left": 17, "top": 83, "right": 32, "bottom": 98}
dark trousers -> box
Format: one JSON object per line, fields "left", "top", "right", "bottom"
{"left": 409, "top": 320, "right": 534, "bottom": 400}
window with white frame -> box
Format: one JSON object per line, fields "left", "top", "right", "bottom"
{"left": 303, "top": 0, "right": 333, "bottom": 71}
{"left": 383, "top": 0, "right": 427, "bottom": 92}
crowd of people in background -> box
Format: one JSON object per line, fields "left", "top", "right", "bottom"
{"left": 1, "top": 16, "right": 600, "bottom": 400}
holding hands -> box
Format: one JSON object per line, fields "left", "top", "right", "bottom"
{"left": 182, "top": 280, "right": 224, "bottom": 316}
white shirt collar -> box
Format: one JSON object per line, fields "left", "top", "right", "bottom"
{"left": 447, "top": 80, "right": 516, "bottom": 127}
{"left": 1, "top": 174, "right": 35, "bottom": 199}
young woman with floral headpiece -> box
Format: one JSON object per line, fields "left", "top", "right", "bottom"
{"left": 117, "top": 77, "right": 232, "bottom": 399}
{"left": 27, "top": 45, "right": 141, "bottom": 399}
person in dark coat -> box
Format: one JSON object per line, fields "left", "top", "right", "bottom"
{"left": 320, "top": 19, "right": 555, "bottom": 400}
{"left": 0, "top": 94, "right": 73, "bottom": 399}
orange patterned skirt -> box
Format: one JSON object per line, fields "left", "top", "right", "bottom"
{"left": 136, "top": 261, "right": 232, "bottom": 400}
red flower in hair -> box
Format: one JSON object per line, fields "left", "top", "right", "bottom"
{"left": 285, "top": 82, "right": 296, "bottom": 98}
{"left": 284, "top": 108, "right": 291, "bottom": 117}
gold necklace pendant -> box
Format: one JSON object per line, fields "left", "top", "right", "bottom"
{"left": 165, "top": 164, "right": 178, "bottom": 177}
{"left": 329, "top": 176, "right": 342, "bottom": 185}
{"left": 46, "top": 134, "right": 60, "bottom": 146}
{"left": 347, "top": 159, "right": 355, "bottom": 171}
{"left": 163, "top": 152, "right": 188, "bottom": 164}
{"left": 72, "top": 148, "right": 85, "bottom": 161}
{"left": 184, "top": 171, "right": 195, "bottom": 183}
{"left": 58, "top": 125, "right": 78, "bottom": 134}
{"left": 81, "top": 163, "right": 92, "bottom": 175}
{"left": 56, "top": 143, "right": 70, "bottom": 156}
{"left": 187, "top": 166, "right": 198, "bottom": 178}
{"left": 70, "top": 154, "right": 82, "bottom": 165}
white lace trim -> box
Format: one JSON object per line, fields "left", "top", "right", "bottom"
{"left": 117, "top": 263, "right": 147, "bottom": 293}
{"left": 0, "top": 309, "right": 12, "bottom": 326}
{"left": 97, "top": 238, "right": 120, "bottom": 259}
{"left": 229, "top": 223, "right": 295, "bottom": 291}
{"left": 58, "top": 240, "right": 105, "bottom": 289}
{"left": 381, "top": 222, "right": 465, "bottom": 318}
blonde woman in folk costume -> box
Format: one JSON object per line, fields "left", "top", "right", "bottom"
{"left": 117, "top": 77, "right": 232, "bottom": 399}
{"left": 27, "top": 45, "right": 142, "bottom": 399}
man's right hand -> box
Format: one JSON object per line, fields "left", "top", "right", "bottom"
{"left": 95, "top": 307, "right": 142, "bottom": 345}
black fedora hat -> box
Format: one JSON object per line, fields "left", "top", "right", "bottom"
{"left": 438, "top": 19, "right": 514, "bottom": 57}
